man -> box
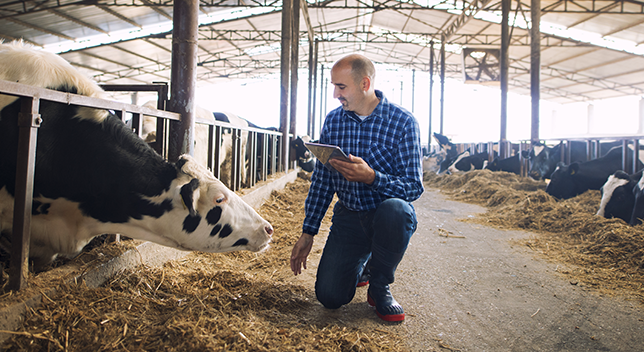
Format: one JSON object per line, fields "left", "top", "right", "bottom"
{"left": 290, "top": 54, "right": 424, "bottom": 322}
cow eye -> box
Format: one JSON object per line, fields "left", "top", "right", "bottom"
{"left": 215, "top": 196, "right": 225, "bottom": 204}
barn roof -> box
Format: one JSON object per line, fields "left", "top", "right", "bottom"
{"left": 1, "top": 0, "right": 643, "bottom": 104}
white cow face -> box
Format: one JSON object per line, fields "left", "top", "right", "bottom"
{"left": 158, "top": 155, "right": 273, "bottom": 253}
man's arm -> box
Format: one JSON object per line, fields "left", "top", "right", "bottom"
{"left": 290, "top": 233, "right": 314, "bottom": 275}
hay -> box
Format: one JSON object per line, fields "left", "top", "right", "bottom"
{"left": 425, "top": 169, "right": 644, "bottom": 302}
{"left": 1, "top": 174, "right": 410, "bottom": 351}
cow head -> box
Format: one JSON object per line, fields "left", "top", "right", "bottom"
{"left": 597, "top": 171, "right": 636, "bottom": 222}
{"left": 545, "top": 162, "right": 580, "bottom": 199}
{"left": 290, "top": 136, "right": 315, "bottom": 172}
{"left": 155, "top": 154, "right": 273, "bottom": 253}
{"left": 485, "top": 156, "right": 501, "bottom": 171}
{"left": 527, "top": 144, "right": 560, "bottom": 180}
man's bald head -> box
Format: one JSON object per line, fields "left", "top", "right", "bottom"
{"left": 333, "top": 54, "right": 376, "bottom": 86}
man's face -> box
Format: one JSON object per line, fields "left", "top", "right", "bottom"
{"left": 331, "top": 64, "right": 363, "bottom": 112}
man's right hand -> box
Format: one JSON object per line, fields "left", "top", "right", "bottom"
{"left": 290, "top": 233, "right": 314, "bottom": 275}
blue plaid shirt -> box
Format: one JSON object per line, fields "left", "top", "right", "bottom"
{"left": 302, "top": 90, "right": 424, "bottom": 235}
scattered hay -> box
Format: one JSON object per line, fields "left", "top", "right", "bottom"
{"left": 2, "top": 174, "right": 410, "bottom": 352}
{"left": 425, "top": 169, "right": 644, "bottom": 302}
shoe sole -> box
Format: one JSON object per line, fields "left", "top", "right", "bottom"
{"left": 367, "top": 293, "right": 405, "bottom": 322}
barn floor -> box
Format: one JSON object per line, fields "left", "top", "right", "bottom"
{"left": 2, "top": 171, "right": 643, "bottom": 351}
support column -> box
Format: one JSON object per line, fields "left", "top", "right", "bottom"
{"left": 531, "top": 0, "right": 541, "bottom": 145}
{"left": 411, "top": 69, "right": 416, "bottom": 113}
{"left": 289, "top": 0, "right": 300, "bottom": 148}
{"left": 587, "top": 103, "right": 595, "bottom": 135}
{"left": 429, "top": 41, "right": 434, "bottom": 149}
{"left": 311, "top": 40, "right": 319, "bottom": 139}
{"left": 500, "top": 0, "right": 510, "bottom": 158}
{"left": 280, "top": 0, "right": 292, "bottom": 172}
{"left": 168, "top": 0, "right": 199, "bottom": 162}
{"left": 440, "top": 35, "right": 445, "bottom": 135}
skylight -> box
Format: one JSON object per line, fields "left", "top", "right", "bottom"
{"left": 43, "top": 6, "right": 276, "bottom": 54}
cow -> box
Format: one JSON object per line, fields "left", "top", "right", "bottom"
{"left": 0, "top": 42, "right": 273, "bottom": 269}
{"left": 526, "top": 140, "right": 622, "bottom": 180}
{"left": 546, "top": 146, "right": 641, "bottom": 199}
{"left": 446, "top": 150, "right": 496, "bottom": 174}
{"left": 629, "top": 173, "right": 644, "bottom": 225}
{"left": 142, "top": 102, "right": 249, "bottom": 188}
{"left": 290, "top": 135, "right": 315, "bottom": 172}
{"left": 485, "top": 154, "right": 521, "bottom": 174}
{"left": 433, "top": 133, "right": 459, "bottom": 174}
{"left": 596, "top": 170, "right": 643, "bottom": 223}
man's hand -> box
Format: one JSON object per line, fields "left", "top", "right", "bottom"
{"left": 290, "top": 233, "right": 315, "bottom": 275}
{"left": 328, "top": 154, "right": 376, "bottom": 184}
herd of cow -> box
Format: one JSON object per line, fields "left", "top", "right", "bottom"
{"left": 428, "top": 132, "right": 644, "bottom": 226}
{"left": 0, "top": 42, "right": 320, "bottom": 270}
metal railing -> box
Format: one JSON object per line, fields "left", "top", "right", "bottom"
{"left": 0, "top": 80, "right": 287, "bottom": 291}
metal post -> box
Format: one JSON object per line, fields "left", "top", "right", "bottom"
{"left": 10, "top": 97, "right": 41, "bottom": 290}
{"left": 531, "top": 0, "right": 541, "bottom": 145}
{"left": 411, "top": 69, "right": 416, "bottom": 113}
{"left": 500, "top": 0, "right": 510, "bottom": 157}
{"left": 168, "top": 0, "right": 199, "bottom": 162}
{"left": 307, "top": 39, "right": 314, "bottom": 137}
{"left": 440, "top": 35, "right": 445, "bottom": 135}
{"left": 290, "top": 0, "right": 300, "bottom": 155}
{"left": 280, "top": 0, "right": 292, "bottom": 173}
{"left": 311, "top": 40, "right": 319, "bottom": 139}
{"left": 429, "top": 42, "right": 434, "bottom": 149}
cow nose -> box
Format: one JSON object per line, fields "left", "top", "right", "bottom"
{"left": 265, "top": 224, "right": 274, "bottom": 236}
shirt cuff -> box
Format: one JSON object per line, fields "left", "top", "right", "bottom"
{"left": 369, "top": 170, "right": 387, "bottom": 190}
{"left": 302, "top": 224, "right": 320, "bottom": 236}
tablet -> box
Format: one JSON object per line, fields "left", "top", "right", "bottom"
{"left": 304, "top": 142, "right": 350, "bottom": 166}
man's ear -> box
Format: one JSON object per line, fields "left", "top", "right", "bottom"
{"left": 362, "top": 76, "right": 371, "bottom": 92}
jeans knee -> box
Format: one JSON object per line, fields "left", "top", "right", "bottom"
{"left": 315, "top": 288, "right": 349, "bottom": 309}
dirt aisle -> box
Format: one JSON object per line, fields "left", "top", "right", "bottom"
{"left": 390, "top": 188, "right": 644, "bottom": 351}
{"left": 289, "top": 188, "right": 644, "bottom": 351}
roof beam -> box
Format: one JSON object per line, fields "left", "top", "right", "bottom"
{"left": 5, "top": 16, "right": 75, "bottom": 41}
{"left": 47, "top": 8, "right": 109, "bottom": 35}
{"left": 442, "top": 0, "right": 496, "bottom": 40}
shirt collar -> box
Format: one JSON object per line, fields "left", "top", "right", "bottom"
{"left": 343, "top": 90, "right": 388, "bottom": 122}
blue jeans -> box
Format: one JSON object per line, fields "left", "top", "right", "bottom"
{"left": 315, "top": 198, "right": 418, "bottom": 309}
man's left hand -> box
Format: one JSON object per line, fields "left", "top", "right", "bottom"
{"left": 328, "top": 155, "right": 375, "bottom": 184}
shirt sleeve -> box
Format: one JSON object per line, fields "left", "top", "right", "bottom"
{"left": 369, "top": 116, "right": 424, "bottom": 202}
{"left": 301, "top": 127, "right": 337, "bottom": 235}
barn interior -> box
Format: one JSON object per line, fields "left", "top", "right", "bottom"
{"left": 1, "top": 0, "right": 644, "bottom": 350}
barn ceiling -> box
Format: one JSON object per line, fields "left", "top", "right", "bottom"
{"left": 1, "top": 0, "right": 643, "bottom": 104}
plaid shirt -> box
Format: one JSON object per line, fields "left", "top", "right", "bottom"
{"left": 302, "top": 90, "right": 424, "bottom": 235}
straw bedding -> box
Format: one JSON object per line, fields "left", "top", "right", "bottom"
{"left": 424, "top": 169, "right": 644, "bottom": 302}
{"left": 1, "top": 173, "right": 409, "bottom": 351}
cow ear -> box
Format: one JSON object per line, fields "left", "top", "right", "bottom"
{"left": 569, "top": 163, "right": 580, "bottom": 175}
{"left": 521, "top": 150, "right": 530, "bottom": 159}
{"left": 180, "top": 178, "right": 201, "bottom": 216}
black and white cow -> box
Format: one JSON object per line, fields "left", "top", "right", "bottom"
{"left": 629, "top": 173, "right": 644, "bottom": 225}
{"left": 142, "top": 102, "right": 250, "bottom": 188}
{"left": 0, "top": 42, "right": 273, "bottom": 268}
{"left": 290, "top": 135, "right": 315, "bottom": 172}
{"left": 446, "top": 150, "right": 495, "bottom": 174}
{"left": 484, "top": 154, "right": 521, "bottom": 175}
{"left": 526, "top": 140, "right": 622, "bottom": 180}
{"left": 433, "top": 133, "right": 459, "bottom": 174}
{"left": 597, "top": 170, "right": 643, "bottom": 223}
{"left": 546, "top": 146, "right": 641, "bottom": 199}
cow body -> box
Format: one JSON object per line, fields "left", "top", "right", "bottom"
{"left": 526, "top": 140, "right": 622, "bottom": 180}
{"left": 597, "top": 170, "right": 643, "bottom": 222}
{"left": 485, "top": 154, "right": 520, "bottom": 174}
{"left": 445, "top": 150, "right": 495, "bottom": 173}
{"left": 142, "top": 102, "right": 249, "bottom": 188}
{"left": 0, "top": 42, "right": 272, "bottom": 268}
{"left": 546, "top": 146, "right": 640, "bottom": 199}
